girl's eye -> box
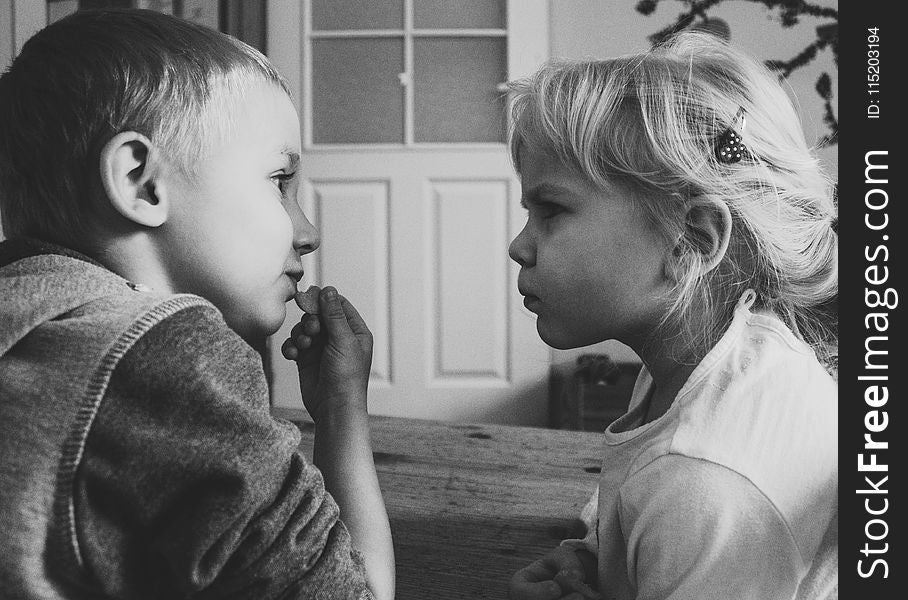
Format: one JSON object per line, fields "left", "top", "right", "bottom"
{"left": 533, "top": 202, "right": 563, "bottom": 219}
{"left": 270, "top": 172, "right": 296, "bottom": 197}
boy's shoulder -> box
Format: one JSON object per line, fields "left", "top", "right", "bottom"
{"left": 0, "top": 238, "right": 217, "bottom": 357}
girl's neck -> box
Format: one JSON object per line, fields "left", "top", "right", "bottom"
{"left": 636, "top": 344, "right": 699, "bottom": 425}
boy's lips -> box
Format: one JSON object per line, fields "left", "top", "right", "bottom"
{"left": 284, "top": 270, "right": 305, "bottom": 300}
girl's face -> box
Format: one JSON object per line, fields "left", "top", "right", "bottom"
{"left": 509, "top": 146, "right": 673, "bottom": 350}
{"left": 158, "top": 83, "right": 319, "bottom": 342}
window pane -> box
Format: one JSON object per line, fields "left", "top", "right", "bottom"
{"left": 414, "top": 38, "right": 506, "bottom": 143}
{"left": 47, "top": 1, "right": 79, "bottom": 23}
{"left": 180, "top": 1, "right": 219, "bottom": 30}
{"left": 312, "top": 0, "right": 403, "bottom": 30}
{"left": 414, "top": 0, "right": 505, "bottom": 29}
{"left": 49, "top": 1, "right": 220, "bottom": 29}
{"left": 76, "top": 0, "right": 174, "bottom": 10}
{"left": 134, "top": 0, "right": 174, "bottom": 12}
{"left": 312, "top": 39, "right": 404, "bottom": 144}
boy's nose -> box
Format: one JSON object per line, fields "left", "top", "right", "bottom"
{"left": 291, "top": 206, "right": 320, "bottom": 255}
{"left": 508, "top": 227, "right": 535, "bottom": 267}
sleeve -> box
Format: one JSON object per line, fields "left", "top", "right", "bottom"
{"left": 73, "top": 305, "right": 374, "bottom": 600}
{"left": 618, "top": 455, "right": 804, "bottom": 600}
{"left": 560, "top": 484, "right": 600, "bottom": 556}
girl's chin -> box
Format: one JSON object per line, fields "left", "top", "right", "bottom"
{"left": 536, "top": 322, "right": 584, "bottom": 350}
{"left": 537, "top": 318, "right": 608, "bottom": 350}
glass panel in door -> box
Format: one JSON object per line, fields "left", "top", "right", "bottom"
{"left": 413, "top": 0, "right": 506, "bottom": 29}
{"left": 311, "top": 38, "right": 405, "bottom": 144}
{"left": 413, "top": 37, "right": 507, "bottom": 143}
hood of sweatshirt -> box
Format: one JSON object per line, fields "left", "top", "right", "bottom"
{"left": 0, "top": 238, "right": 140, "bottom": 357}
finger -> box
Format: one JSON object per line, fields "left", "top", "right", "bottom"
{"left": 301, "top": 314, "right": 321, "bottom": 337}
{"left": 554, "top": 571, "right": 601, "bottom": 599}
{"left": 294, "top": 334, "right": 313, "bottom": 350}
{"left": 509, "top": 576, "right": 562, "bottom": 600}
{"left": 280, "top": 338, "right": 298, "bottom": 360}
{"left": 318, "top": 287, "right": 352, "bottom": 336}
{"left": 571, "top": 583, "right": 602, "bottom": 599}
{"left": 290, "top": 321, "right": 305, "bottom": 339}
{"left": 543, "top": 548, "right": 584, "bottom": 573}
{"left": 290, "top": 314, "right": 320, "bottom": 338}
{"left": 518, "top": 558, "right": 560, "bottom": 582}
{"left": 553, "top": 570, "right": 583, "bottom": 586}
{"left": 565, "top": 591, "right": 602, "bottom": 600}
{"left": 339, "top": 295, "right": 371, "bottom": 338}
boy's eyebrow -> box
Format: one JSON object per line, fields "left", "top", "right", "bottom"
{"left": 520, "top": 183, "right": 573, "bottom": 208}
{"left": 282, "top": 149, "right": 300, "bottom": 171}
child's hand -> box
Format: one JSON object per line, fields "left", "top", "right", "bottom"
{"left": 509, "top": 546, "right": 601, "bottom": 600}
{"left": 281, "top": 286, "right": 373, "bottom": 422}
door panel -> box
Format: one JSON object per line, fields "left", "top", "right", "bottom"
{"left": 430, "top": 180, "right": 510, "bottom": 382}
{"left": 310, "top": 180, "right": 393, "bottom": 384}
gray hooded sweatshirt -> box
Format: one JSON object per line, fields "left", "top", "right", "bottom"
{"left": 0, "top": 238, "right": 371, "bottom": 599}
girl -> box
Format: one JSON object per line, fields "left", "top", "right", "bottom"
{"left": 506, "top": 32, "right": 837, "bottom": 600}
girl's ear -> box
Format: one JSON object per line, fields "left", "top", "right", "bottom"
{"left": 667, "top": 199, "right": 732, "bottom": 280}
{"left": 99, "top": 132, "right": 169, "bottom": 228}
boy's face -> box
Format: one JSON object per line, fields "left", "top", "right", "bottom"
{"left": 509, "top": 146, "right": 672, "bottom": 350}
{"left": 158, "top": 83, "right": 317, "bottom": 341}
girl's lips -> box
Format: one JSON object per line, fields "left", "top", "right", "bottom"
{"left": 523, "top": 294, "right": 541, "bottom": 312}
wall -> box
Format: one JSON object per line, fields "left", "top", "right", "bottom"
{"left": 545, "top": 0, "right": 838, "bottom": 369}
{"left": 0, "top": 0, "right": 45, "bottom": 67}
{"left": 1, "top": 0, "right": 47, "bottom": 241}
{"left": 0, "top": 1, "right": 11, "bottom": 72}
{"left": 548, "top": 0, "right": 837, "bottom": 173}
{"left": 0, "top": 2, "right": 7, "bottom": 239}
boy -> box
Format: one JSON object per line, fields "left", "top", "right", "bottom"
{"left": 0, "top": 9, "right": 393, "bottom": 599}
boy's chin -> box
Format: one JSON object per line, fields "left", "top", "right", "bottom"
{"left": 231, "top": 308, "right": 286, "bottom": 348}
{"left": 259, "top": 310, "right": 287, "bottom": 338}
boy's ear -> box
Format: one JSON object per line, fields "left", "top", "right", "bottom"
{"left": 100, "top": 132, "right": 169, "bottom": 228}
{"left": 666, "top": 199, "right": 732, "bottom": 280}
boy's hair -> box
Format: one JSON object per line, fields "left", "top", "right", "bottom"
{"left": 508, "top": 31, "right": 837, "bottom": 362}
{"left": 0, "top": 9, "right": 291, "bottom": 250}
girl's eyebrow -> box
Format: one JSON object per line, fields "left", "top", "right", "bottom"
{"left": 520, "top": 183, "right": 573, "bottom": 208}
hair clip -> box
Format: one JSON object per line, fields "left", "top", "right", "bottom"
{"left": 714, "top": 108, "right": 747, "bottom": 164}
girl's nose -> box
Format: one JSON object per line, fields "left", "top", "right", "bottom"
{"left": 508, "top": 226, "right": 535, "bottom": 268}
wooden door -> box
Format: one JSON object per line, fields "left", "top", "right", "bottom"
{"left": 266, "top": 0, "right": 552, "bottom": 425}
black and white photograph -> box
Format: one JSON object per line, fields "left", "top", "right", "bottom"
{"left": 0, "top": 1, "right": 889, "bottom": 598}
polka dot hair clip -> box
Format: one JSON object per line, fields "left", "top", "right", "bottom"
{"left": 714, "top": 108, "right": 748, "bottom": 164}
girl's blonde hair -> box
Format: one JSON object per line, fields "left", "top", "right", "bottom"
{"left": 508, "top": 32, "right": 837, "bottom": 362}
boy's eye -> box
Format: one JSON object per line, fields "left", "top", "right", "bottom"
{"left": 270, "top": 172, "right": 296, "bottom": 197}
